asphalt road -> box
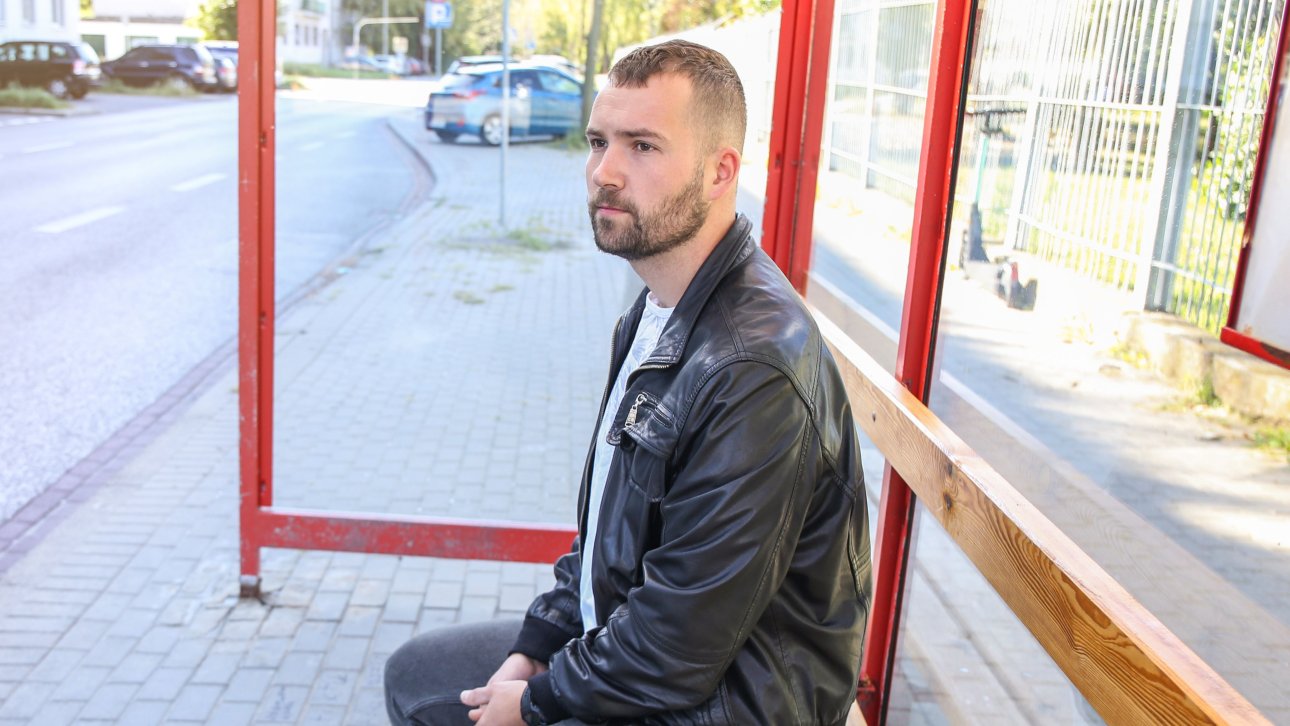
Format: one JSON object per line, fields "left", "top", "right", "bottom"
{"left": 0, "top": 90, "right": 427, "bottom": 521}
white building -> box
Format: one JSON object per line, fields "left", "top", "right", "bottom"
{"left": 0, "top": 0, "right": 81, "bottom": 44}
{"left": 77, "top": 0, "right": 200, "bottom": 59}
{"left": 75, "top": 0, "right": 334, "bottom": 66}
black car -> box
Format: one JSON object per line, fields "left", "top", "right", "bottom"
{"left": 101, "top": 44, "right": 219, "bottom": 91}
{"left": 0, "top": 40, "right": 101, "bottom": 99}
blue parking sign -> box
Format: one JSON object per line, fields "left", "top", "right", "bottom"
{"left": 426, "top": 1, "right": 452, "bottom": 29}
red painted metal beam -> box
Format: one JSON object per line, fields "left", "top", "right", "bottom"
{"left": 252, "top": 508, "right": 577, "bottom": 563}
{"left": 1223, "top": 10, "right": 1290, "bottom": 372}
{"left": 857, "top": 1, "right": 976, "bottom": 723}
{"left": 237, "top": 0, "right": 277, "bottom": 595}
{"left": 763, "top": 0, "right": 836, "bottom": 293}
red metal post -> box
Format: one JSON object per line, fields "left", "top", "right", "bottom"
{"left": 1222, "top": 10, "right": 1290, "bottom": 371}
{"left": 856, "top": 1, "right": 975, "bottom": 723}
{"left": 763, "top": 0, "right": 836, "bottom": 293}
{"left": 237, "top": 0, "right": 277, "bottom": 597}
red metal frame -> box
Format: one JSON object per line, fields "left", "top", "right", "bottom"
{"left": 762, "top": 0, "right": 974, "bottom": 722}
{"left": 1221, "top": 10, "right": 1290, "bottom": 371}
{"left": 857, "top": 1, "right": 974, "bottom": 723}
{"left": 762, "top": 0, "right": 836, "bottom": 293}
{"left": 242, "top": 0, "right": 974, "bottom": 720}
{"left": 236, "top": 0, "right": 574, "bottom": 597}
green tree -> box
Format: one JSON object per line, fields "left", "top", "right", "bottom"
{"left": 194, "top": 0, "right": 239, "bottom": 40}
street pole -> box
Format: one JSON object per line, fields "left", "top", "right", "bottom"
{"left": 351, "top": 17, "right": 419, "bottom": 78}
{"left": 382, "top": 0, "right": 389, "bottom": 57}
{"left": 435, "top": 28, "right": 441, "bottom": 76}
{"left": 500, "top": 0, "right": 510, "bottom": 229}
{"left": 581, "top": 0, "right": 605, "bottom": 129}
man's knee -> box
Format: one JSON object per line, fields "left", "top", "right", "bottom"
{"left": 384, "top": 637, "right": 422, "bottom": 724}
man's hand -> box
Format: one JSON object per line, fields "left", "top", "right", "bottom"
{"left": 487, "top": 652, "right": 547, "bottom": 685}
{"left": 461, "top": 680, "right": 527, "bottom": 725}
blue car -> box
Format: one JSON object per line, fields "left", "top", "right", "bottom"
{"left": 424, "top": 63, "right": 584, "bottom": 145}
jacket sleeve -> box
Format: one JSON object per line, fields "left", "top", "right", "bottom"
{"left": 528, "top": 362, "right": 820, "bottom": 721}
{"left": 511, "top": 536, "right": 585, "bottom": 663}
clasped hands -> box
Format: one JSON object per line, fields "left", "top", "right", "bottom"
{"left": 461, "top": 652, "right": 548, "bottom": 725}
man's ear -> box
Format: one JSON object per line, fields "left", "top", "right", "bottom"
{"left": 709, "top": 147, "right": 741, "bottom": 200}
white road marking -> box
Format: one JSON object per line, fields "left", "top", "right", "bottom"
{"left": 332, "top": 131, "right": 356, "bottom": 139}
{"left": 22, "top": 141, "right": 74, "bottom": 154}
{"left": 171, "top": 172, "right": 227, "bottom": 192}
{"left": 299, "top": 141, "right": 325, "bottom": 151}
{"left": 2, "top": 117, "right": 44, "bottom": 127}
{"left": 35, "top": 206, "right": 126, "bottom": 234}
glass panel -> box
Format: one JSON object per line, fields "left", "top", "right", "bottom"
{"left": 804, "top": 0, "right": 1288, "bottom": 721}
{"left": 889, "top": 501, "right": 1103, "bottom": 724}
{"left": 270, "top": 44, "right": 612, "bottom": 528}
{"left": 928, "top": 0, "right": 1289, "bottom": 721}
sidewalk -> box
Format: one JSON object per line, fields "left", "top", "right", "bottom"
{"left": 0, "top": 111, "right": 633, "bottom": 724}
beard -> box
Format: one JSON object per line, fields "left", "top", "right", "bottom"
{"left": 587, "top": 165, "right": 709, "bottom": 261}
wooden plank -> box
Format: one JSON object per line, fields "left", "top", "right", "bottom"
{"left": 814, "top": 310, "right": 1269, "bottom": 725}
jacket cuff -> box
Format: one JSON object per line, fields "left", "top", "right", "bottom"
{"left": 511, "top": 616, "right": 577, "bottom": 663}
{"left": 526, "top": 671, "right": 572, "bottom": 724}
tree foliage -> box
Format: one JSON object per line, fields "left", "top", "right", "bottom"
{"left": 194, "top": 0, "right": 239, "bottom": 40}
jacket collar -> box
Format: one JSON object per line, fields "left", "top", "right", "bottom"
{"left": 634, "top": 213, "right": 755, "bottom": 367}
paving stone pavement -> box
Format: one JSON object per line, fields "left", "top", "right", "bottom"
{"left": 0, "top": 113, "right": 635, "bottom": 724}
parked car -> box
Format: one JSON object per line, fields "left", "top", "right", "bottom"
{"left": 0, "top": 40, "right": 101, "bottom": 99}
{"left": 101, "top": 44, "right": 219, "bottom": 92}
{"left": 202, "top": 43, "right": 237, "bottom": 91}
{"left": 444, "top": 55, "right": 516, "bottom": 75}
{"left": 197, "top": 41, "right": 285, "bottom": 89}
{"left": 212, "top": 55, "right": 237, "bottom": 92}
{"left": 424, "top": 63, "right": 583, "bottom": 145}
{"left": 337, "top": 55, "right": 389, "bottom": 74}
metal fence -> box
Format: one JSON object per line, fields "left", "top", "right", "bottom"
{"left": 828, "top": 0, "right": 1286, "bottom": 332}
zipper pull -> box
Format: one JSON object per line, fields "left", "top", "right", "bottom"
{"left": 624, "top": 393, "right": 647, "bottom": 428}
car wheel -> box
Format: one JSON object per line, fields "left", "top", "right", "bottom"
{"left": 434, "top": 130, "right": 459, "bottom": 143}
{"left": 46, "top": 77, "right": 69, "bottom": 99}
{"left": 166, "top": 74, "right": 193, "bottom": 93}
{"left": 69, "top": 86, "right": 88, "bottom": 100}
{"left": 481, "top": 114, "right": 505, "bottom": 146}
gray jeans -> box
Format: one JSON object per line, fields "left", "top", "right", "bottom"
{"left": 383, "top": 618, "right": 591, "bottom": 725}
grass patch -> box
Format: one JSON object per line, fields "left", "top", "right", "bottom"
{"left": 283, "top": 62, "right": 392, "bottom": 80}
{"left": 489, "top": 284, "right": 514, "bottom": 293}
{"left": 507, "top": 226, "right": 555, "bottom": 251}
{"left": 0, "top": 83, "right": 68, "bottom": 109}
{"left": 1252, "top": 427, "right": 1290, "bottom": 459}
{"left": 98, "top": 77, "right": 198, "bottom": 97}
{"left": 453, "top": 290, "right": 485, "bottom": 305}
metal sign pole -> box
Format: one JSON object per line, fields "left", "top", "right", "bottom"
{"left": 500, "top": 0, "right": 510, "bottom": 229}
{"left": 435, "top": 28, "right": 442, "bottom": 76}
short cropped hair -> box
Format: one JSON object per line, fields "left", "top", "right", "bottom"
{"left": 608, "top": 40, "right": 747, "bottom": 155}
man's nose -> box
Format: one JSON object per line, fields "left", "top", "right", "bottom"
{"left": 590, "top": 145, "right": 625, "bottom": 190}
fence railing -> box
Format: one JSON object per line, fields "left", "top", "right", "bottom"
{"left": 827, "top": 0, "right": 1286, "bottom": 332}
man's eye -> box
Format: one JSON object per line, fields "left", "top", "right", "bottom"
{"left": 588, "top": 138, "right": 606, "bottom": 149}
{"left": 635, "top": 142, "right": 655, "bottom": 152}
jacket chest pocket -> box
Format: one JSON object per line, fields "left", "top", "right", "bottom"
{"left": 612, "top": 390, "right": 677, "bottom": 501}
{"left": 599, "top": 392, "right": 678, "bottom": 589}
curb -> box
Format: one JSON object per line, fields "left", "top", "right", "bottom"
{"left": 1123, "top": 312, "right": 1290, "bottom": 423}
{"left": 0, "top": 104, "right": 99, "bottom": 117}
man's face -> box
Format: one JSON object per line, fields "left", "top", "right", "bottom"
{"left": 584, "top": 73, "right": 711, "bottom": 261}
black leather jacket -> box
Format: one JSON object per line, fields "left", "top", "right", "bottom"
{"left": 515, "top": 215, "right": 872, "bottom": 725}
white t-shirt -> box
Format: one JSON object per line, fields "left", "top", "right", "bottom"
{"left": 580, "top": 293, "right": 674, "bottom": 631}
